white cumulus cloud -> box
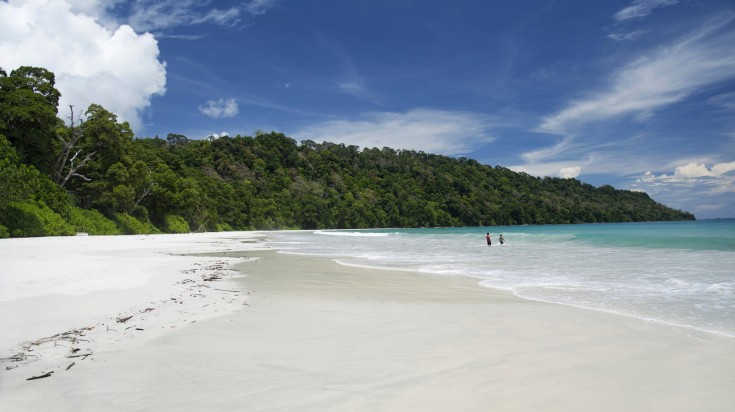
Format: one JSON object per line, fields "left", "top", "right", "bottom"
{"left": 559, "top": 166, "right": 582, "bottom": 179}
{"left": 510, "top": 159, "right": 591, "bottom": 179}
{"left": 633, "top": 160, "right": 735, "bottom": 217}
{"left": 199, "top": 98, "right": 239, "bottom": 119}
{"left": 674, "top": 162, "right": 714, "bottom": 178}
{"left": 0, "top": 0, "right": 167, "bottom": 132}
{"left": 206, "top": 131, "right": 230, "bottom": 140}
{"left": 673, "top": 161, "right": 735, "bottom": 178}
{"left": 638, "top": 161, "right": 735, "bottom": 188}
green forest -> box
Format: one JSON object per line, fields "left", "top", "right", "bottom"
{"left": 0, "top": 66, "right": 694, "bottom": 238}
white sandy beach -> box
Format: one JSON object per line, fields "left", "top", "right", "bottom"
{"left": 1, "top": 232, "right": 735, "bottom": 411}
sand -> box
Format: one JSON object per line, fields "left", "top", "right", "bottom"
{"left": 2, "top": 233, "right": 735, "bottom": 411}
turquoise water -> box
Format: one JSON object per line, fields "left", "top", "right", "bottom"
{"left": 267, "top": 220, "right": 735, "bottom": 337}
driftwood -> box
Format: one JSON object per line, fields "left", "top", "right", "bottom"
{"left": 116, "top": 315, "right": 133, "bottom": 323}
{"left": 202, "top": 273, "right": 223, "bottom": 281}
{"left": 2, "top": 352, "right": 34, "bottom": 362}
{"left": 67, "top": 353, "right": 92, "bottom": 359}
{"left": 28, "top": 327, "right": 93, "bottom": 347}
{"left": 66, "top": 362, "right": 75, "bottom": 371}
{"left": 26, "top": 371, "right": 54, "bottom": 381}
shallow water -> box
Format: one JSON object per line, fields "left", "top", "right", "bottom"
{"left": 266, "top": 220, "right": 735, "bottom": 337}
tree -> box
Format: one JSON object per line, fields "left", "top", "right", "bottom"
{"left": 0, "top": 66, "right": 61, "bottom": 173}
{"left": 80, "top": 104, "right": 133, "bottom": 172}
{"left": 0, "top": 134, "right": 39, "bottom": 209}
{"left": 0, "top": 67, "right": 698, "bottom": 236}
{"left": 166, "top": 133, "right": 189, "bottom": 146}
{"left": 69, "top": 104, "right": 134, "bottom": 210}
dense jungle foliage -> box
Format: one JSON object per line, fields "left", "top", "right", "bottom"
{"left": 0, "top": 66, "right": 694, "bottom": 237}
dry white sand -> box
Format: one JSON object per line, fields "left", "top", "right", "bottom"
{"left": 0, "top": 233, "right": 266, "bottom": 388}
{"left": 2, "top": 235, "right": 735, "bottom": 411}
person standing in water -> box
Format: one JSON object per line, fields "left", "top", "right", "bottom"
{"left": 499, "top": 234, "right": 505, "bottom": 245}
{"left": 486, "top": 232, "right": 492, "bottom": 246}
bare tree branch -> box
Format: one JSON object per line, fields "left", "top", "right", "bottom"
{"left": 54, "top": 105, "right": 95, "bottom": 188}
{"left": 134, "top": 168, "right": 157, "bottom": 208}
{"left": 59, "top": 150, "right": 95, "bottom": 187}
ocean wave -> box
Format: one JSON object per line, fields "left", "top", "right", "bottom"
{"left": 707, "top": 283, "right": 734, "bottom": 296}
{"left": 313, "top": 230, "right": 391, "bottom": 237}
{"left": 272, "top": 223, "right": 735, "bottom": 338}
{"left": 664, "top": 278, "right": 691, "bottom": 288}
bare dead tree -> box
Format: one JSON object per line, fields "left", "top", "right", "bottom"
{"left": 53, "top": 105, "right": 96, "bottom": 188}
{"left": 133, "top": 168, "right": 157, "bottom": 208}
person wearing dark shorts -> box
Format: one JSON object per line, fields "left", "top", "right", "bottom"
{"left": 486, "top": 232, "right": 491, "bottom": 246}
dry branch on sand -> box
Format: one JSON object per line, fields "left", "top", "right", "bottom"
{"left": 26, "top": 371, "right": 54, "bottom": 381}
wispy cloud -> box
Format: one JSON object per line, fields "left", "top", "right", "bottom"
{"left": 709, "top": 91, "right": 735, "bottom": 111}
{"left": 337, "top": 80, "right": 380, "bottom": 103}
{"left": 68, "top": 0, "right": 281, "bottom": 33}
{"left": 199, "top": 98, "right": 239, "bottom": 119}
{"left": 125, "top": 1, "right": 239, "bottom": 32}
{"left": 316, "top": 32, "right": 380, "bottom": 103}
{"left": 244, "top": 0, "right": 281, "bottom": 16}
{"left": 607, "top": 29, "right": 647, "bottom": 41}
{"left": 538, "top": 14, "right": 735, "bottom": 137}
{"left": 292, "top": 109, "right": 495, "bottom": 157}
{"left": 518, "top": 11, "right": 735, "bottom": 189}
{"left": 614, "top": 0, "right": 679, "bottom": 22}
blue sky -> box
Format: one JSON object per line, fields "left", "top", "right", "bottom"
{"left": 1, "top": 0, "right": 735, "bottom": 218}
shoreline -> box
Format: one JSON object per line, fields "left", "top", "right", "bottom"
{"left": 291, "top": 250, "right": 734, "bottom": 340}
{"left": 237, "top": 251, "right": 735, "bottom": 411}
{"left": 2, "top": 233, "right": 735, "bottom": 410}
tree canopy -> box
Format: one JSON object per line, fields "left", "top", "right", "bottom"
{"left": 0, "top": 66, "right": 694, "bottom": 237}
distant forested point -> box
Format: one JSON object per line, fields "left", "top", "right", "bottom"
{"left": 0, "top": 66, "right": 694, "bottom": 237}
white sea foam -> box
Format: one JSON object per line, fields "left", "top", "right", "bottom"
{"left": 314, "top": 230, "right": 391, "bottom": 237}
{"left": 268, "top": 222, "right": 735, "bottom": 338}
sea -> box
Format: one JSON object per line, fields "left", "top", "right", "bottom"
{"left": 265, "top": 219, "right": 735, "bottom": 338}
